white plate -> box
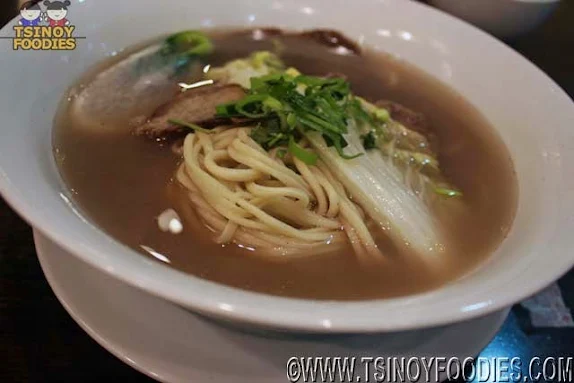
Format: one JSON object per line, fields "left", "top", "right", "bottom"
{"left": 34, "top": 229, "right": 510, "bottom": 383}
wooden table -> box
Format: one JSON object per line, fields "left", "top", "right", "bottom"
{"left": 0, "top": 2, "right": 573, "bottom": 382}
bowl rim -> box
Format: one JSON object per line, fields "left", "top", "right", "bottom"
{"left": 1, "top": 0, "right": 574, "bottom": 333}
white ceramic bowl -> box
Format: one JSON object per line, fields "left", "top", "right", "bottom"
{"left": 428, "top": 0, "right": 562, "bottom": 39}
{"left": 1, "top": 0, "right": 574, "bottom": 334}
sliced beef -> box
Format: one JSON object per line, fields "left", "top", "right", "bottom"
{"left": 135, "top": 84, "right": 246, "bottom": 138}
{"left": 375, "top": 100, "right": 440, "bottom": 153}
{"left": 375, "top": 100, "right": 429, "bottom": 135}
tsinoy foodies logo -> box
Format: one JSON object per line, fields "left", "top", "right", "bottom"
{"left": 11, "top": 1, "right": 84, "bottom": 51}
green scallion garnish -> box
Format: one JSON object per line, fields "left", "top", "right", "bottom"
{"left": 434, "top": 187, "right": 463, "bottom": 198}
{"left": 168, "top": 119, "right": 213, "bottom": 134}
{"left": 361, "top": 131, "right": 377, "bottom": 150}
{"left": 163, "top": 30, "right": 214, "bottom": 57}
{"left": 215, "top": 73, "right": 372, "bottom": 162}
{"left": 288, "top": 136, "right": 318, "bottom": 165}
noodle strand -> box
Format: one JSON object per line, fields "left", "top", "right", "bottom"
{"left": 174, "top": 127, "right": 384, "bottom": 260}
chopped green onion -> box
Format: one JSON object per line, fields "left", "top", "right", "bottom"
{"left": 215, "top": 70, "right": 376, "bottom": 162}
{"left": 252, "top": 51, "right": 284, "bottom": 70}
{"left": 235, "top": 95, "right": 270, "bottom": 118}
{"left": 268, "top": 133, "right": 285, "bottom": 147}
{"left": 288, "top": 136, "right": 318, "bottom": 165}
{"left": 286, "top": 113, "right": 297, "bottom": 128}
{"left": 262, "top": 96, "right": 283, "bottom": 112}
{"left": 168, "top": 119, "right": 213, "bottom": 134}
{"left": 215, "top": 102, "right": 242, "bottom": 118}
{"left": 434, "top": 187, "right": 463, "bottom": 198}
{"left": 361, "top": 131, "right": 377, "bottom": 150}
{"left": 164, "top": 31, "right": 214, "bottom": 57}
{"left": 374, "top": 108, "right": 391, "bottom": 123}
{"left": 334, "top": 138, "right": 363, "bottom": 160}
{"left": 285, "top": 67, "right": 301, "bottom": 77}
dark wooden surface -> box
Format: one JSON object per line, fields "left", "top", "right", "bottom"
{"left": 1, "top": 1, "right": 573, "bottom": 382}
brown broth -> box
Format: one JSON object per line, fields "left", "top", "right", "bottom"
{"left": 53, "top": 29, "right": 518, "bottom": 300}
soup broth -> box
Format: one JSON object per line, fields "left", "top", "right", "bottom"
{"left": 53, "top": 29, "right": 518, "bottom": 300}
